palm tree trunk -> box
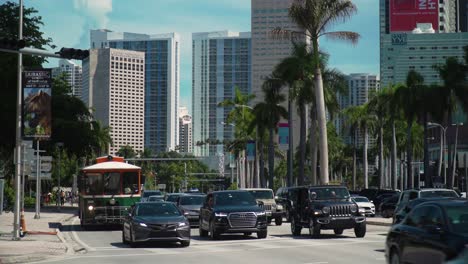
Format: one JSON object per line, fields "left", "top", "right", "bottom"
{"left": 353, "top": 129, "right": 357, "bottom": 191}
{"left": 379, "top": 126, "right": 384, "bottom": 189}
{"left": 268, "top": 127, "right": 275, "bottom": 189}
{"left": 407, "top": 121, "right": 414, "bottom": 189}
{"left": 310, "top": 111, "right": 318, "bottom": 185}
{"left": 392, "top": 121, "right": 398, "bottom": 190}
{"left": 364, "top": 125, "right": 369, "bottom": 189}
{"left": 313, "top": 39, "right": 329, "bottom": 185}
{"left": 298, "top": 105, "right": 306, "bottom": 186}
{"left": 423, "top": 114, "right": 431, "bottom": 188}
{"left": 258, "top": 139, "right": 265, "bottom": 188}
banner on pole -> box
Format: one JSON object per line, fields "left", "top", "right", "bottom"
{"left": 246, "top": 141, "right": 256, "bottom": 161}
{"left": 229, "top": 151, "right": 235, "bottom": 168}
{"left": 22, "top": 69, "right": 52, "bottom": 139}
{"left": 278, "top": 123, "right": 289, "bottom": 151}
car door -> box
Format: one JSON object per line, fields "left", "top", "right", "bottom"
{"left": 123, "top": 205, "right": 136, "bottom": 240}
{"left": 416, "top": 206, "right": 450, "bottom": 263}
{"left": 200, "top": 194, "right": 213, "bottom": 230}
{"left": 400, "top": 206, "right": 430, "bottom": 264}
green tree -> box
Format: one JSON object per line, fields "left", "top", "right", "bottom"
{"left": 274, "top": 0, "right": 360, "bottom": 185}
{"left": 117, "top": 145, "right": 136, "bottom": 159}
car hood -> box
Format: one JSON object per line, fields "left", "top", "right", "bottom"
{"left": 214, "top": 205, "right": 263, "bottom": 213}
{"left": 255, "top": 199, "right": 276, "bottom": 205}
{"left": 355, "top": 202, "right": 375, "bottom": 207}
{"left": 179, "top": 205, "right": 201, "bottom": 212}
{"left": 134, "top": 215, "right": 185, "bottom": 224}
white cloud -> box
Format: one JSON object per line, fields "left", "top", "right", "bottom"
{"left": 73, "top": 0, "right": 113, "bottom": 28}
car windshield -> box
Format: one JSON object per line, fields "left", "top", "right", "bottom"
{"left": 446, "top": 205, "right": 468, "bottom": 234}
{"left": 354, "top": 197, "right": 370, "bottom": 203}
{"left": 179, "top": 196, "right": 205, "bottom": 205}
{"left": 135, "top": 203, "right": 181, "bottom": 217}
{"left": 215, "top": 192, "right": 257, "bottom": 206}
{"left": 310, "top": 187, "right": 350, "bottom": 200}
{"left": 166, "top": 194, "right": 181, "bottom": 202}
{"left": 148, "top": 196, "right": 163, "bottom": 202}
{"left": 143, "top": 191, "right": 162, "bottom": 198}
{"left": 420, "top": 190, "right": 459, "bottom": 198}
{"left": 248, "top": 190, "right": 273, "bottom": 199}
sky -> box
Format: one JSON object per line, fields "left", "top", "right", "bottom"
{"left": 14, "top": 0, "right": 380, "bottom": 113}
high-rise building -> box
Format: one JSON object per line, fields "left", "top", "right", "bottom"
{"left": 251, "top": 0, "right": 306, "bottom": 148}
{"left": 52, "top": 59, "right": 82, "bottom": 98}
{"left": 178, "top": 107, "right": 193, "bottom": 154}
{"left": 192, "top": 31, "right": 251, "bottom": 157}
{"left": 90, "top": 29, "right": 180, "bottom": 154}
{"left": 82, "top": 48, "right": 145, "bottom": 155}
{"left": 459, "top": 0, "right": 468, "bottom": 32}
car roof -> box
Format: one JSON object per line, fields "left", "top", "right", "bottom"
{"left": 211, "top": 190, "right": 249, "bottom": 194}
{"left": 180, "top": 194, "right": 206, "bottom": 198}
{"left": 167, "top": 193, "right": 186, "bottom": 196}
{"left": 241, "top": 188, "right": 273, "bottom": 191}
{"left": 413, "top": 198, "right": 468, "bottom": 208}
{"left": 136, "top": 201, "right": 173, "bottom": 205}
{"left": 403, "top": 188, "right": 455, "bottom": 192}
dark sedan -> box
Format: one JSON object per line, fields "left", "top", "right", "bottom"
{"left": 379, "top": 194, "right": 399, "bottom": 218}
{"left": 177, "top": 195, "right": 206, "bottom": 227}
{"left": 122, "top": 202, "right": 190, "bottom": 247}
{"left": 386, "top": 199, "right": 468, "bottom": 264}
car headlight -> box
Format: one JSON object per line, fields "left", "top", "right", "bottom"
{"left": 215, "top": 212, "right": 228, "bottom": 217}
{"left": 88, "top": 205, "right": 94, "bottom": 211}
{"left": 178, "top": 222, "right": 187, "bottom": 227}
{"left": 359, "top": 208, "right": 365, "bottom": 213}
{"left": 350, "top": 204, "right": 358, "bottom": 213}
{"left": 256, "top": 211, "right": 266, "bottom": 216}
{"left": 277, "top": 204, "right": 283, "bottom": 210}
{"left": 139, "top": 222, "right": 147, "bottom": 227}
{"left": 322, "top": 206, "right": 330, "bottom": 214}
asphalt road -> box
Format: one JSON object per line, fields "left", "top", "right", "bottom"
{"left": 42, "top": 218, "right": 389, "bottom": 264}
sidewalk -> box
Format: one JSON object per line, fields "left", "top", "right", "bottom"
{"left": 366, "top": 216, "right": 392, "bottom": 226}
{"left": 0, "top": 205, "right": 78, "bottom": 264}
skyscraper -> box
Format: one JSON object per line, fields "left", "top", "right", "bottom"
{"left": 90, "top": 29, "right": 180, "bottom": 154}
{"left": 82, "top": 48, "right": 145, "bottom": 155}
{"left": 52, "top": 59, "right": 82, "bottom": 98}
{"left": 178, "top": 107, "right": 193, "bottom": 154}
{"left": 192, "top": 31, "right": 251, "bottom": 157}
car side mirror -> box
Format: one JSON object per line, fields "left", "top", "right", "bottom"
{"left": 257, "top": 201, "right": 264, "bottom": 206}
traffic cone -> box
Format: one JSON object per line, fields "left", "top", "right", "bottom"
{"left": 20, "top": 209, "right": 27, "bottom": 234}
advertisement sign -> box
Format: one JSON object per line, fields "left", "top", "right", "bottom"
{"left": 390, "top": 0, "right": 438, "bottom": 32}
{"left": 22, "top": 69, "right": 52, "bottom": 139}
{"left": 246, "top": 141, "right": 256, "bottom": 161}
{"left": 229, "top": 151, "right": 236, "bottom": 168}
{"left": 278, "top": 123, "right": 289, "bottom": 151}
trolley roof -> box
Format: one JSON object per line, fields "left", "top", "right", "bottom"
{"left": 81, "top": 161, "right": 141, "bottom": 171}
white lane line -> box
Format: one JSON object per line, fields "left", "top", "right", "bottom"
{"left": 303, "top": 262, "right": 329, "bottom": 264}
{"left": 71, "top": 217, "right": 96, "bottom": 252}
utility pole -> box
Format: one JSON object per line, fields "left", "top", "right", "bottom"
{"left": 34, "top": 141, "right": 41, "bottom": 219}
{"left": 56, "top": 143, "right": 63, "bottom": 211}
{"left": 287, "top": 98, "right": 293, "bottom": 187}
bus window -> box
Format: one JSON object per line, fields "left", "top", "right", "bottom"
{"left": 104, "top": 172, "right": 120, "bottom": 195}
{"left": 122, "top": 172, "right": 139, "bottom": 194}
{"left": 85, "top": 173, "right": 103, "bottom": 195}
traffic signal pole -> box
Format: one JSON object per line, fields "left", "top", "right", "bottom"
{"left": 0, "top": 47, "right": 62, "bottom": 59}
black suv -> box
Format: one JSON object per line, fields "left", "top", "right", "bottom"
{"left": 199, "top": 190, "right": 268, "bottom": 240}
{"left": 288, "top": 185, "right": 366, "bottom": 238}
{"left": 275, "top": 187, "right": 293, "bottom": 221}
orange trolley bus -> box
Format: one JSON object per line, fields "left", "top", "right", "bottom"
{"left": 79, "top": 156, "right": 141, "bottom": 226}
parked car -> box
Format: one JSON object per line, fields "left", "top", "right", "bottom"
{"left": 358, "top": 188, "right": 399, "bottom": 205}
{"left": 287, "top": 185, "right": 366, "bottom": 238}
{"left": 199, "top": 190, "right": 268, "bottom": 240}
{"left": 393, "top": 197, "right": 454, "bottom": 224}
{"left": 148, "top": 195, "right": 164, "bottom": 202}
{"left": 352, "top": 196, "right": 375, "bottom": 217}
{"left": 140, "top": 190, "right": 164, "bottom": 202}
{"left": 165, "top": 193, "right": 187, "bottom": 203}
{"left": 176, "top": 194, "right": 206, "bottom": 227}
{"left": 243, "top": 188, "right": 283, "bottom": 225}
{"left": 374, "top": 192, "right": 400, "bottom": 212}
{"left": 122, "top": 202, "right": 190, "bottom": 247}
{"left": 393, "top": 189, "right": 460, "bottom": 224}
{"left": 275, "top": 187, "right": 293, "bottom": 221}
{"left": 379, "top": 194, "right": 399, "bottom": 218}
{"left": 386, "top": 199, "right": 468, "bottom": 264}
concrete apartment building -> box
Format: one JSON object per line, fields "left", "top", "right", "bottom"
{"left": 82, "top": 48, "right": 145, "bottom": 155}
{"left": 192, "top": 31, "right": 251, "bottom": 157}
{"left": 52, "top": 59, "right": 82, "bottom": 98}
{"left": 90, "top": 29, "right": 180, "bottom": 154}
{"left": 178, "top": 107, "right": 193, "bottom": 154}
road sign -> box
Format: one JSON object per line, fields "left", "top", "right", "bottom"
{"left": 157, "top": 184, "right": 166, "bottom": 190}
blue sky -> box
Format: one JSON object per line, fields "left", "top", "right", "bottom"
{"left": 19, "top": 0, "right": 379, "bottom": 112}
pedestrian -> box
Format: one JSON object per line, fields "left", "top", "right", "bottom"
{"left": 55, "top": 190, "right": 60, "bottom": 206}
{"left": 60, "top": 190, "right": 65, "bottom": 206}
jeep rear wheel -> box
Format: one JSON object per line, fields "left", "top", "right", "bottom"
{"left": 257, "top": 230, "right": 267, "bottom": 239}
{"left": 354, "top": 222, "right": 366, "bottom": 238}
{"left": 290, "top": 217, "right": 302, "bottom": 236}
{"left": 309, "top": 221, "right": 321, "bottom": 238}
{"left": 275, "top": 217, "right": 283, "bottom": 226}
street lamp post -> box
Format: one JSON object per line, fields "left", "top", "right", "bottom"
{"left": 451, "top": 123, "right": 463, "bottom": 188}
{"left": 56, "top": 143, "right": 64, "bottom": 211}
{"left": 428, "top": 122, "right": 448, "bottom": 185}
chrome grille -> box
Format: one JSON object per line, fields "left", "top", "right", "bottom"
{"left": 146, "top": 224, "right": 176, "bottom": 231}
{"left": 330, "top": 205, "right": 352, "bottom": 217}
{"left": 228, "top": 212, "right": 257, "bottom": 228}
{"left": 260, "top": 204, "right": 272, "bottom": 211}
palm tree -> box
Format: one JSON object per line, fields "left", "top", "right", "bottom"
{"left": 252, "top": 76, "right": 288, "bottom": 189}
{"left": 90, "top": 120, "right": 113, "bottom": 156}
{"left": 272, "top": 0, "right": 360, "bottom": 185}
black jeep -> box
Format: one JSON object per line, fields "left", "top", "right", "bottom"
{"left": 288, "top": 185, "right": 366, "bottom": 238}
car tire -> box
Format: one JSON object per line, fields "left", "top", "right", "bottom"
{"left": 309, "top": 221, "right": 321, "bottom": 238}
{"left": 243, "top": 232, "right": 252, "bottom": 236}
{"left": 285, "top": 210, "right": 291, "bottom": 222}
{"left": 381, "top": 210, "right": 388, "bottom": 218}
{"left": 257, "top": 230, "right": 267, "bottom": 239}
{"left": 275, "top": 217, "right": 283, "bottom": 226}
{"left": 267, "top": 218, "right": 272, "bottom": 224}
{"left": 199, "top": 222, "right": 209, "bottom": 237}
{"left": 290, "top": 217, "right": 302, "bottom": 236}
{"left": 122, "top": 229, "right": 129, "bottom": 244}
{"left": 333, "top": 229, "right": 343, "bottom": 235}
{"left": 354, "top": 222, "right": 366, "bottom": 238}
{"left": 180, "top": 240, "right": 190, "bottom": 247}
{"left": 129, "top": 228, "right": 137, "bottom": 248}
{"left": 390, "top": 248, "right": 401, "bottom": 264}
{"left": 209, "top": 221, "right": 220, "bottom": 240}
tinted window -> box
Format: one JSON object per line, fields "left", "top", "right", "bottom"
{"left": 179, "top": 196, "right": 205, "bottom": 205}
{"left": 148, "top": 196, "right": 163, "bottom": 202}
{"left": 143, "top": 191, "right": 162, "bottom": 198}
{"left": 425, "top": 206, "right": 444, "bottom": 227}
{"left": 310, "top": 187, "right": 350, "bottom": 200}
{"left": 166, "top": 194, "right": 182, "bottom": 202}
{"left": 420, "top": 190, "right": 459, "bottom": 198}
{"left": 215, "top": 192, "right": 257, "bottom": 206}
{"left": 103, "top": 172, "right": 120, "bottom": 195}
{"left": 446, "top": 205, "right": 468, "bottom": 234}
{"left": 84, "top": 173, "right": 103, "bottom": 195}
{"left": 248, "top": 190, "right": 274, "bottom": 199}
{"left": 354, "top": 197, "right": 370, "bottom": 203}
{"left": 409, "top": 191, "right": 418, "bottom": 200}
{"left": 405, "top": 206, "right": 430, "bottom": 227}
{"left": 135, "top": 203, "right": 181, "bottom": 217}
{"left": 122, "top": 172, "right": 139, "bottom": 194}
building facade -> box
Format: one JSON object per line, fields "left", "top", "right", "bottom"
{"left": 52, "top": 59, "right": 82, "bottom": 98}
{"left": 90, "top": 29, "right": 180, "bottom": 154}
{"left": 82, "top": 48, "right": 145, "bottom": 155}
{"left": 178, "top": 107, "right": 193, "bottom": 154}
{"left": 192, "top": 31, "right": 251, "bottom": 157}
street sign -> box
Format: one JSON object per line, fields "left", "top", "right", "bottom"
{"left": 157, "top": 184, "right": 166, "bottom": 190}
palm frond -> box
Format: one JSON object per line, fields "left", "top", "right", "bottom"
{"left": 321, "top": 31, "right": 360, "bottom": 45}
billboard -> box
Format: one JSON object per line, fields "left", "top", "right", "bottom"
{"left": 278, "top": 123, "right": 289, "bottom": 151}
{"left": 22, "top": 69, "right": 52, "bottom": 139}
{"left": 390, "top": 0, "right": 439, "bottom": 32}
{"left": 246, "top": 141, "right": 256, "bottom": 161}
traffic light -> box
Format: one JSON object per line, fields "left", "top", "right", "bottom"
{"left": 56, "top": 48, "right": 89, "bottom": 60}
{"left": 0, "top": 38, "right": 26, "bottom": 50}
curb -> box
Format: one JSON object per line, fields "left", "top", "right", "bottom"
{"left": 69, "top": 217, "right": 92, "bottom": 253}
{"left": 0, "top": 255, "right": 49, "bottom": 264}
{"left": 366, "top": 221, "right": 391, "bottom": 227}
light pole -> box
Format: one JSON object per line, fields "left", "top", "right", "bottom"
{"left": 428, "top": 122, "right": 448, "bottom": 184}
{"left": 56, "top": 142, "right": 64, "bottom": 211}
{"left": 451, "top": 123, "right": 463, "bottom": 188}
